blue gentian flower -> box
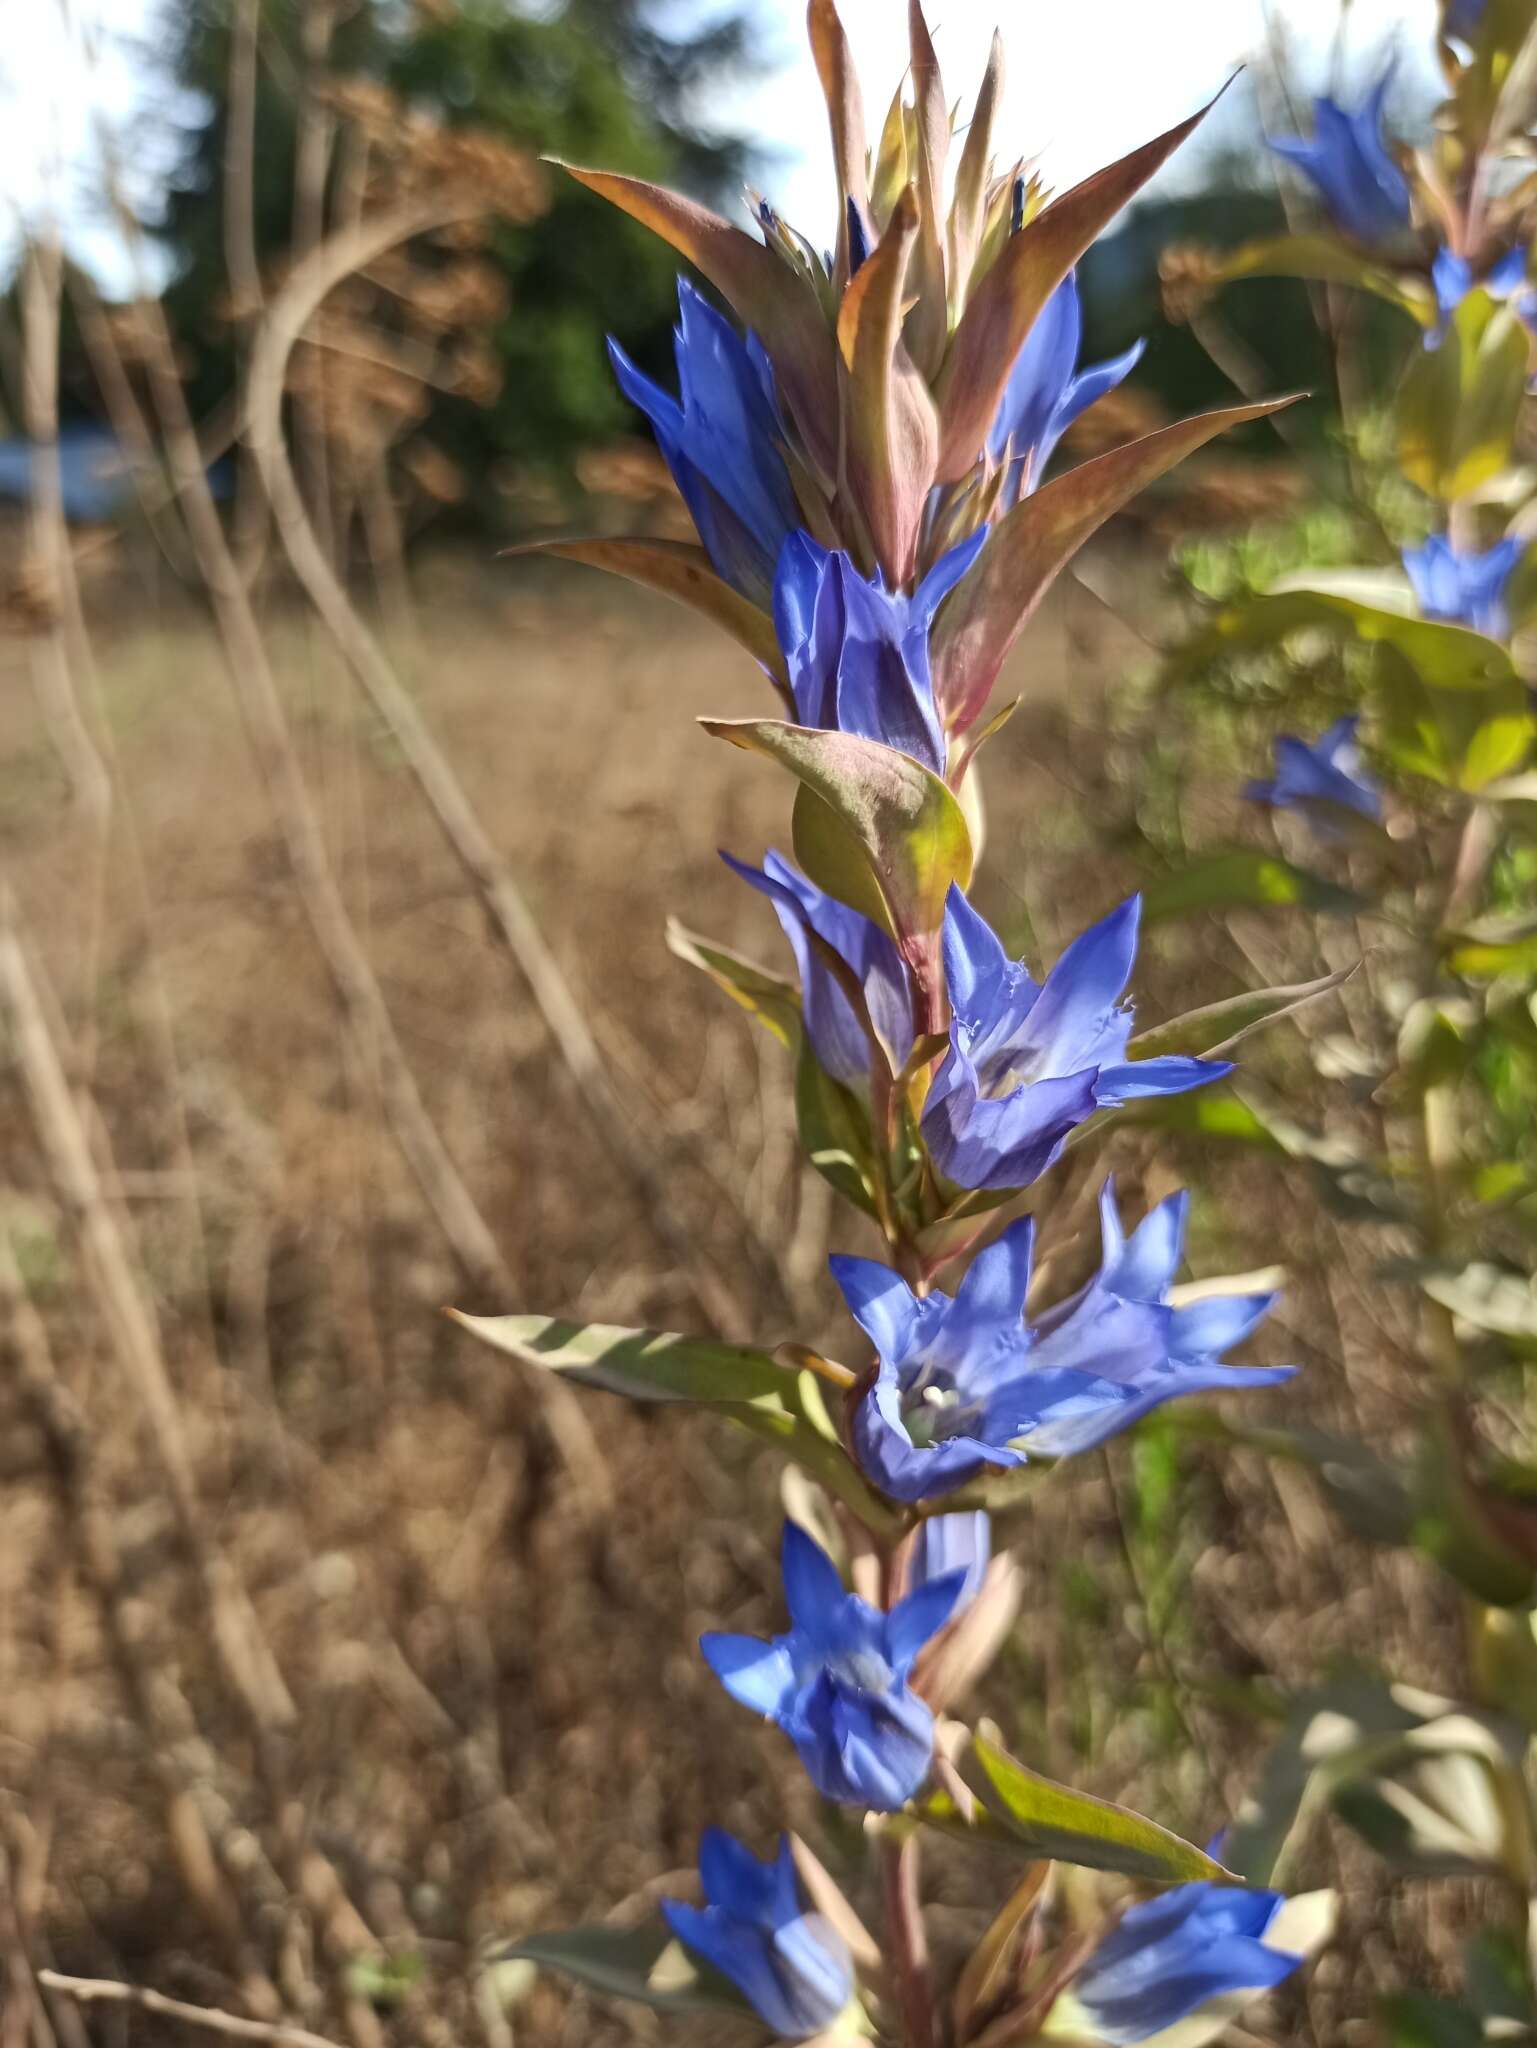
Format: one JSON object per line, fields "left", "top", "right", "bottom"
{"left": 1022, "top": 1181, "right": 1294, "bottom": 1458}
{"left": 835, "top": 1189, "right": 1289, "bottom": 1503}
{"left": 1446, "top": 0, "right": 1488, "bottom": 39}
{"left": 1269, "top": 76, "right": 1411, "bottom": 246}
{"left": 1403, "top": 533, "right": 1525, "bottom": 638}
{"left": 1245, "top": 715, "right": 1383, "bottom": 833}
{"left": 662, "top": 1830, "right": 854, "bottom": 2041}
{"left": 722, "top": 850, "right": 913, "bottom": 1090}
{"left": 987, "top": 272, "right": 1144, "bottom": 507}
{"left": 909, "top": 1510, "right": 991, "bottom": 1610}
{"left": 701, "top": 1523, "right": 965, "bottom": 1810}
{"left": 608, "top": 280, "right": 798, "bottom": 607}
{"left": 773, "top": 530, "right": 988, "bottom": 776}
{"left": 920, "top": 888, "right": 1229, "bottom": 1193}
{"left": 1428, "top": 243, "right": 1537, "bottom": 345}
{"left": 1062, "top": 1883, "right": 1303, "bottom": 2045}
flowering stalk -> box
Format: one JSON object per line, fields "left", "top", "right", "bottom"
{"left": 459, "top": 6, "right": 1336, "bottom": 2042}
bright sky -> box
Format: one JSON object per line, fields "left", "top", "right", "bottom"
{"left": 0, "top": 0, "right": 1446, "bottom": 291}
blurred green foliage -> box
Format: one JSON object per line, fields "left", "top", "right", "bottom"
{"left": 157, "top": 0, "right": 763, "bottom": 526}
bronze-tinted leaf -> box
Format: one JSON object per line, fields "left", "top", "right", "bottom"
{"left": 809, "top": 0, "right": 870, "bottom": 274}
{"left": 556, "top": 163, "right": 840, "bottom": 475}
{"left": 933, "top": 397, "right": 1299, "bottom": 730}
{"left": 838, "top": 187, "right": 939, "bottom": 586}
{"left": 934, "top": 91, "right": 1226, "bottom": 482}
{"left": 509, "top": 537, "right": 787, "bottom": 696}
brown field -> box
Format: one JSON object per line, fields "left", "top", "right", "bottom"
{"left": 0, "top": 542, "right": 1476, "bottom": 2043}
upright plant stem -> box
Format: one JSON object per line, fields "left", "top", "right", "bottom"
{"left": 882, "top": 1832, "right": 936, "bottom": 2048}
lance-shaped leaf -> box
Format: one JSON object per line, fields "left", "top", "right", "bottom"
{"left": 489, "top": 1924, "right": 750, "bottom": 2018}
{"left": 838, "top": 187, "right": 938, "bottom": 586}
{"left": 934, "top": 92, "right": 1224, "bottom": 482}
{"left": 665, "top": 918, "right": 802, "bottom": 1048}
{"left": 949, "top": 1732, "right": 1235, "bottom": 1882}
{"left": 809, "top": 0, "right": 869, "bottom": 272}
{"left": 948, "top": 31, "right": 1005, "bottom": 318}
{"left": 1176, "top": 588, "right": 1516, "bottom": 692}
{"left": 904, "top": 0, "right": 950, "bottom": 379}
{"left": 511, "top": 538, "right": 787, "bottom": 695}
{"left": 450, "top": 1312, "right": 901, "bottom": 1535}
{"left": 951, "top": 1861, "right": 1049, "bottom": 2043}
{"left": 1398, "top": 293, "right": 1531, "bottom": 502}
{"left": 1214, "top": 232, "right": 1434, "bottom": 321}
{"left": 1128, "top": 963, "right": 1356, "bottom": 1060}
{"left": 1417, "top": 1261, "right": 1537, "bottom": 1339}
{"left": 701, "top": 720, "right": 973, "bottom": 1019}
{"left": 1140, "top": 852, "right": 1368, "bottom": 922}
{"left": 557, "top": 163, "right": 840, "bottom": 476}
{"left": 933, "top": 398, "right": 1300, "bottom": 731}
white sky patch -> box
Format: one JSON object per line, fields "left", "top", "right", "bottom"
{"left": 718, "top": 0, "right": 1444, "bottom": 239}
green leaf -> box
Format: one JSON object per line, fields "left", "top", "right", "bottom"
{"left": 1398, "top": 292, "right": 1531, "bottom": 501}
{"left": 1413, "top": 1409, "right": 1537, "bottom": 1608}
{"left": 701, "top": 719, "right": 972, "bottom": 999}
{"left": 956, "top": 1733, "right": 1235, "bottom": 1883}
{"left": 1128, "top": 964, "right": 1355, "bottom": 1059}
{"left": 665, "top": 919, "right": 802, "bottom": 1050}
{"left": 488, "top": 1924, "right": 750, "bottom": 2018}
{"left": 1141, "top": 851, "right": 1367, "bottom": 922}
{"left": 1178, "top": 589, "right": 1515, "bottom": 692}
{"left": 449, "top": 1313, "right": 901, "bottom": 1536}
{"left": 1213, "top": 231, "right": 1433, "bottom": 321}
{"left": 796, "top": 1035, "right": 881, "bottom": 1217}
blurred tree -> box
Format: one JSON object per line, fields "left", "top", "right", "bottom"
{"left": 157, "top": 0, "right": 765, "bottom": 529}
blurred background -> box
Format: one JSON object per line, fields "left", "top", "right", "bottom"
{"left": 0, "top": 2, "right": 1487, "bottom": 2043}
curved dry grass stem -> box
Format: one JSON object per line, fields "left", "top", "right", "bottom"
{"left": 245, "top": 204, "right": 751, "bottom": 1338}
{"left": 37, "top": 1973, "right": 343, "bottom": 2048}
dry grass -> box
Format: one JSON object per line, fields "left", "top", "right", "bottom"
{"left": 0, "top": 544, "right": 1479, "bottom": 2044}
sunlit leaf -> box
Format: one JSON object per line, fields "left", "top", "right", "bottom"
{"left": 1177, "top": 589, "right": 1514, "bottom": 692}
{"left": 450, "top": 1313, "right": 900, "bottom": 1535}
{"left": 955, "top": 1733, "right": 1235, "bottom": 1882}
{"left": 665, "top": 919, "right": 802, "bottom": 1049}
{"left": 1398, "top": 292, "right": 1531, "bottom": 502}
{"left": 1214, "top": 232, "right": 1433, "bottom": 322}
{"left": 1128, "top": 964, "right": 1355, "bottom": 1059}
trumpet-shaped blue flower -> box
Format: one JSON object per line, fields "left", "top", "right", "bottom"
{"left": 986, "top": 272, "right": 1144, "bottom": 508}
{"left": 1245, "top": 715, "right": 1383, "bottom": 833}
{"left": 1403, "top": 533, "right": 1525, "bottom": 638}
{"left": 773, "top": 530, "right": 988, "bottom": 776}
{"left": 701, "top": 1523, "right": 964, "bottom": 1810}
{"left": 608, "top": 280, "right": 797, "bottom": 607}
{"left": 722, "top": 849, "right": 913, "bottom": 1089}
{"left": 921, "top": 888, "right": 1229, "bottom": 1193}
{"left": 835, "top": 1189, "right": 1290, "bottom": 1503}
{"left": 662, "top": 1831, "right": 854, "bottom": 2041}
{"left": 1270, "top": 76, "right": 1411, "bottom": 246}
{"left": 1428, "top": 243, "right": 1537, "bottom": 345}
{"left": 1062, "top": 1883, "right": 1303, "bottom": 2045}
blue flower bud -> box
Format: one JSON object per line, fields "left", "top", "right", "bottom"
{"left": 1063, "top": 1883, "right": 1303, "bottom": 2044}
{"left": 920, "top": 889, "right": 1228, "bottom": 1193}
{"left": 662, "top": 1830, "right": 854, "bottom": 2041}
{"left": 607, "top": 280, "right": 798, "bottom": 606}
{"left": 1403, "top": 533, "right": 1525, "bottom": 639}
{"left": 1269, "top": 73, "right": 1411, "bottom": 246}
{"left": 773, "top": 530, "right": 987, "bottom": 776}
{"left": 1245, "top": 714, "right": 1382, "bottom": 836}
{"left": 987, "top": 271, "right": 1144, "bottom": 507}
{"left": 701, "top": 1523, "right": 965, "bottom": 1810}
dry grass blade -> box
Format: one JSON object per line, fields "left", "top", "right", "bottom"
{"left": 36, "top": 1974, "right": 343, "bottom": 2048}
